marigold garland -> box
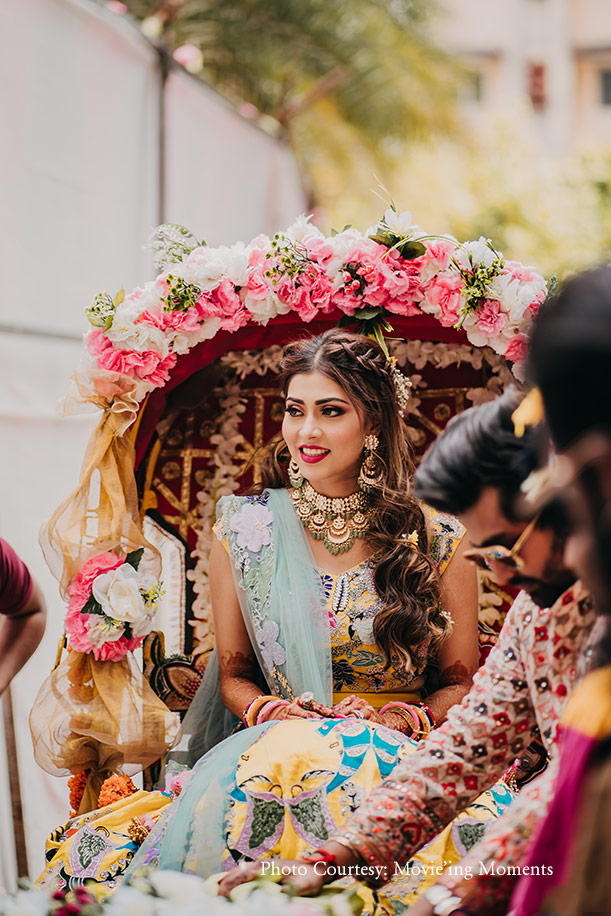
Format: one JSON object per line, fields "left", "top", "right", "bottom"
{"left": 97, "top": 773, "right": 137, "bottom": 807}
{"left": 68, "top": 769, "right": 91, "bottom": 817}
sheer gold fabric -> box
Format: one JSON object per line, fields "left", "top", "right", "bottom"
{"left": 29, "top": 651, "right": 180, "bottom": 814}
{"left": 39, "top": 370, "right": 159, "bottom": 598}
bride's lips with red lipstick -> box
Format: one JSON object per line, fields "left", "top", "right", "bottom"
{"left": 299, "top": 446, "right": 330, "bottom": 464}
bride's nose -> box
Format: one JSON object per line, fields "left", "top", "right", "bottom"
{"left": 299, "top": 412, "right": 322, "bottom": 438}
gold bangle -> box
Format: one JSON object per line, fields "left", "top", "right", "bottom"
{"left": 383, "top": 706, "right": 416, "bottom": 736}
{"left": 409, "top": 704, "right": 431, "bottom": 736}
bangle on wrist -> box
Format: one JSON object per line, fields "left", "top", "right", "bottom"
{"left": 302, "top": 849, "right": 337, "bottom": 866}
{"left": 383, "top": 707, "right": 415, "bottom": 736}
{"left": 420, "top": 703, "right": 436, "bottom": 729}
{"left": 243, "top": 694, "right": 277, "bottom": 727}
{"left": 256, "top": 698, "right": 290, "bottom": 723}
{"left": 242, "top": 695, "right": 265, "bottom": 726}
{"left": 379, "top": 700, "right": 413, "bottom": 715}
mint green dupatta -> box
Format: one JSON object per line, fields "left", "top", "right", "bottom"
{"left": 130, "top": 488, "right": 332, "bottom": 875}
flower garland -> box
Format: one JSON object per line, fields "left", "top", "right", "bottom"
{"left": 64, "top": 549, "right": 164, "bottom": 661}
{"left": 83, "top": 209, "right": 547, "bottom": 408}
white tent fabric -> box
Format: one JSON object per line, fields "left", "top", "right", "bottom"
{"left": 0, "top": 0, "right": 306, "bottom": 889}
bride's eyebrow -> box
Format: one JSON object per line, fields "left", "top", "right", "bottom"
{"left": 286, "top": 397, "right": 351, "bottom": 405}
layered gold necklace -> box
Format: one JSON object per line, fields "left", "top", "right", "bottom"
{"left": 290, "top": 481, "right": 373, "bottom": 554}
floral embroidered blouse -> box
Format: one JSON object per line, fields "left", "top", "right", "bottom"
{"left": 214, "top": 495, "right": 464, "bottom": 698}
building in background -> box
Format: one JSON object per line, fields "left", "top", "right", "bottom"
{"left": 438, "top": 0, "right": 611, "bottom": 154}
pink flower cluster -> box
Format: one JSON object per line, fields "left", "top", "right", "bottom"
{"left": 84, "top": 216, "right": 547, "bottom": 400}
{"left": 165, "top": 768, "right": 192, "bottom": 797}
{"left": 65, "top": 552, "right": 144, "bottom": 661}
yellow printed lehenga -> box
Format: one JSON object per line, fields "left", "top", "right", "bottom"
{"left": 37, "top": 491, "right": 512, "bottom": 911}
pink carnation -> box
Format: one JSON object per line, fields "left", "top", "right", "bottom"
{"left": 527, "top": 288, "right": 547, "bottom": 317}
{"left": 504, "top": 260, "right": 539, "bottom": 284}
{"left": 274, "top": 275, "right": 319, "bottom": 321}
{"left": 504, "top": 333, "right": 529, "bottom": 363}
{"left": 68, "top": 552, "right": 124, "bottom": 607}
{"left": 305, "top": 237, "right": 337, "bottom": 267}
{"left": 424, "top": 274, "right": 463, "bottom": 326}
{"left": 332, "top": 284, "right": 362, "bottom": 316}
{"left": 93, "top": 634, "right": 143, "bottom": 661}
{"left": 196, "top": 279, "right": 249, "bottom": 331}
{"left": 86, "top": 330, "right": 177, "bottom": 387}
{"left": 420, "top": 239, "right": 455, "bottom": 273}
{"left": 334, "top": 244, "right": 423, "bottom": 316}
{"left": 212, "top": 279, "right": 250, "bottom": 330}
{"left": 246, "top": 265, "right": 272, "bottom": 301}
{"left": 137, "top": 307, "right": 201, "bottom": 335}
{"left": 475, "top": 299, "right": 508, "bottom": 335}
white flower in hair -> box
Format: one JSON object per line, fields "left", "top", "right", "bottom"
{"left": 389, "top": 357, "right": 412, "bottom": 414}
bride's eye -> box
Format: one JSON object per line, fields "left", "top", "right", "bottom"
{"left": 284, "top": 405, "right": 302, "bottom": 417}
{"left": 322, "top": 406, "right": 344, "bottom": 417}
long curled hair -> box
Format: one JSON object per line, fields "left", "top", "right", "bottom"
{"left": 256, "top": 329, "right": 448, "bottom": 675}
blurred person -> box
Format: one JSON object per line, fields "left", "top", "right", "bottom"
{"left": 219, "top": 391, "right": 599, "bottom": 916}
{"left": 510, "top": 265, "right": 611, "bottom": 915}
{"left": 0, "top": 537, "right": 46, "bottom": 696}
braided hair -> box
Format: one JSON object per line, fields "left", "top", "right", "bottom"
{"left": 257, "top": 328, "right": 448, "bottom": 675}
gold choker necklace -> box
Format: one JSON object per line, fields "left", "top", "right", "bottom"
{"left": 290, "top": 481, "right": 372, "bottom": 555}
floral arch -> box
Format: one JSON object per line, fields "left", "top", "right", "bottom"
{"left": 29, "top": 209, "right": 547, "bottom": 807}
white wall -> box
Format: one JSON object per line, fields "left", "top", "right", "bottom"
{"left": 0, "top": 0, "right": 306, "bottom": 888}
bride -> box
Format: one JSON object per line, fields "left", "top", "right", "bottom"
{"left": 39, "top": 330, "right": 508, "bottom": 906}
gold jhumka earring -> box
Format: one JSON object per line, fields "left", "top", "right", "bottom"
{"left": 358, "top": 434, "right": 384, "bottom": 492}
{"left": 288, "top": 458, "right": 304, "bottom": 488}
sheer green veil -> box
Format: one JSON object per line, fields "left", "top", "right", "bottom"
{"left": 127, "top": 488, "right": 332, "bottom": 875}
{"left": 167, "top": 488, "right": 332, "bottom": 766}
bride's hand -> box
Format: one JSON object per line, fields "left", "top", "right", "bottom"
{"left": 265, "top": 699, "right": 327, "bottom": 721}
{"left": 331, "top": 695, "right": 383, "bottom": 723}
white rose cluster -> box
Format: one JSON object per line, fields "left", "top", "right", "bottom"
{"left": 92, "top": 564, "right": 156, "bottom": 641}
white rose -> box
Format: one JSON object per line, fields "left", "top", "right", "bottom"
{"left": 181, "top": 243, "right": 250, "bottom": 289}
{"left": 107, "top": 298, "right": 169, "bottom": 355}
{"left": 148, "top": 870, "right": 209, "bottom": 903}
{"left": 454, "top": 237, "right": 501, "bottom": 270}
{"left": 92, "top": 564, "right": 147, "bottom": 625}
{"left": 170, "top": 316, "right": 222, "bottom": 355}
{"left": 321, "top": 228, "right": 366, "bottom": 283}
{"left": 285, "top": 214, "right": 324, "bottom": 243}
{"left": 242, "top": 290, "right": 290, "bottom": 325}
{"left": 86, "top": 616, "right": 125, "bottom": 647}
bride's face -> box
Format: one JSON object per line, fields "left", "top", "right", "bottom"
{"left": 283, "top": 371, "right": 368, "bottom": 496}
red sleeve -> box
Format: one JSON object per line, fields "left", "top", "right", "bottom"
{"left": 0, "top": 538, "right": 34, "bottom": 616}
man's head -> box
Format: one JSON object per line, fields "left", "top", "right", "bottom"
{"left": 529, "top": 265, "right": 611, "bottom": 609}
{"left": 414, "top": 390, "right": 575, "bottom": 607}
